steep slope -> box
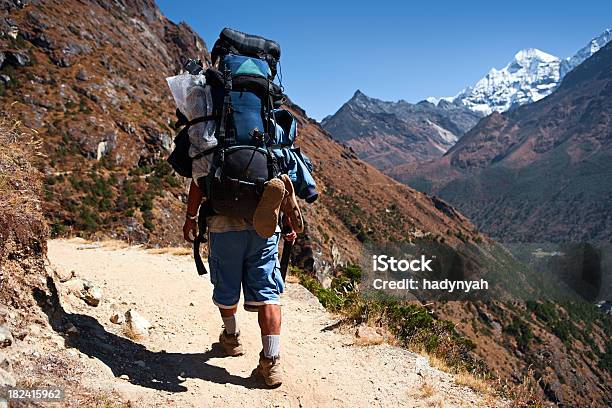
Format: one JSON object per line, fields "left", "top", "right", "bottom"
{"left": 0, "top": 120, "right": 115, "bottom": 404}
{"left": 321, "top": 90, "right": 482, "bottom": 169}
{"left": 440, "top": 29, "right": 612, "bottom": 115}
{"left": 1, "top": 0, "right": 208, "bottom": 246}
{"left": 397, "top": 41, "right": 612, "bottom": 243}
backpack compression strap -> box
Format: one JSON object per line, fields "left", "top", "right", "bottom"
{"left": 193, "top": 201, "right": 210, "bottom": 275}
{"left": 186, "top": 114, "right": 219, "bottom": 128}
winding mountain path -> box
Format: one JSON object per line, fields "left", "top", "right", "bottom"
{"left": 47, "top": 238, "right": 499, "bottom": 407}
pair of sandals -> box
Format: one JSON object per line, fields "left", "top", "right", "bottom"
{"left": 253, "top": 174, "right": 304, "bottom": 239}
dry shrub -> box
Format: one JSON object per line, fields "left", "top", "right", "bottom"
{"left": 0, "top": 118, "right": 48, "bottom": 258}
{"left": 0, "top": 118, "right": 49, "bottom": 330}
{"left": 420, "top": 380, "right": 436, "bottom": 398}
{"left": 454, "top": 371, "right": 494, "bottom": 395}
{"left": 499, "top": 368, "right": 547, "bottom": 407}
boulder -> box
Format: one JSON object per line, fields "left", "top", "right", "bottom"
{"left": 53, "top": 266, "right": 74, "bottom": 283}
{"left": 355, "top": 324, "right": 384, "bottom": 344}
{"left": 110, "top": 312, "right": 124, "bottom": 325}
{"left": 62, "top": 277, "right": 86, "bottom": 293}
{"left": 96, "top": 141, "right": 110, "bottom": 160}
{"left": 0, "top": 353, "right": 11, "bottom": 372}
{"left": 7, "top": 25, "right": 18, "bottom": 39}
{"left": 81, "top": 284, "right": 102, "bottom": 307}
{"left": 0, "top": 326, "right": 12, "bottom": 348}
{"left": 123, "top": 309, "right": 151, "bottom": 339}
{"left": 30, "top": 31, "right": 52, "bottom": 48}
{"left": 5, "top": 51, "right": 30, "bottom": 67}
{"left": 65, "top": 322, "right": 79, "bottom": 336}
{"left": 76, "top": 68, "right": 88, "bottom": 81}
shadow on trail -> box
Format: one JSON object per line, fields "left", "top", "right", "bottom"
{"left": 34, "top": 277, "right": 266, "bottom": 392}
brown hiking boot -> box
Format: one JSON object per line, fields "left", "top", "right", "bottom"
{"left": 218, "top": 330, "right": 244, "bottom": 356}
{"left": 253, "top": 178, "right": 286, "bottom": 238}
{"left": 257, "top": 351, "right": 283, "bottom": 387}
{"left": 279, "top": 174, "right": 304, "bottom": 233}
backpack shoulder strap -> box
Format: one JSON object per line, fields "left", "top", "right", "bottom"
{"left": 218, "top": 68, "right": 234, "bottom": 146}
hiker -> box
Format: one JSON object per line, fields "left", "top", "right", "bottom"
{"left": 183, "top": 176, "right": 297, "bottom": 386}
{"left": 167, "top": 28, "right": 317, "bottom": 387}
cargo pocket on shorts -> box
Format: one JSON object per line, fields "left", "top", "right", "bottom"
{"left": 209, "top": 256, "right": 219, "bottom": 286}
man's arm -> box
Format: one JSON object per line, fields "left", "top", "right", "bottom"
{"left": 183, "top": 180, "right": 203, "bottom": 242}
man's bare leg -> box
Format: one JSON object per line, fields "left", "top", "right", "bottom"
{"left": 258, "top": 304, "right": 281, "bottom": 335}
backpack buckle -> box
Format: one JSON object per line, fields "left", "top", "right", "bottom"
{"left": 250, "top": 128, "right": 265, "bottom": 144}
{"left": 255, "top": 178, "right": 266, "bottom": 195}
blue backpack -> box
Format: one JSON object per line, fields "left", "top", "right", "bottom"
{"left": 203, "top": 28, "right": 317, "bottom": 220}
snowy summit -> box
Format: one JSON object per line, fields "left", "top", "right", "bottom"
{"left": 428, "top": 29, "right": 612, "bottom": 115}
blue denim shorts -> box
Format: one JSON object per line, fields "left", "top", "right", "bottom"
{"left": 208, "top": 230, "right": 284, "bottom": 309}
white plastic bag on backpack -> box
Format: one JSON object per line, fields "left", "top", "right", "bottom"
{"left": 166, "top": 74, "right": 217, "bottom": 178}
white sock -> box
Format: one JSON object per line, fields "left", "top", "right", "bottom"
{"left": 222, "top": 315, "right": 238, "bottom": 335}
{"left": 262, "top": 334, "right": 281, "bottom": 358}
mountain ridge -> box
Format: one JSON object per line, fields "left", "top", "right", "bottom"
{"left": 321, "top": 89, "right": 482, "bottom": 168}
{"left": 432, "top": 28, "right": 612, "bottom": 115}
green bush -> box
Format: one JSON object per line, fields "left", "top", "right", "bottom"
{"left": 505, "top": 316, "right": 533, "bottom": 351}
{"left": 291, "top": 264, "right": 482, "bottom": 373}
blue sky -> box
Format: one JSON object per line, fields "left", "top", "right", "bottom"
{"left": 157, "top": 0, "right": 611, "bottom": 120}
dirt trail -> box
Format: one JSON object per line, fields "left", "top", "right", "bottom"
{"left": 46, "top": 238, "right": 498, "bottom": 407}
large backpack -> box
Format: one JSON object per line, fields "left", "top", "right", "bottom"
{"left": 203, "top": 29, "right": 292, "bottom": 220}
{"left": 168, "top": 28, "right": 313, "bottom": 216}
{"left": 167, "top": 28, "right": 318, "bottom": 275}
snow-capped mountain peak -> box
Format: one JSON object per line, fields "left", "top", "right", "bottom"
{"left": 453, "top": 47, "right": 561, "bottom": 114}
{"left": 513, "top": 48, "right": 559, "bottom": 64}
{"left": 561, "top": 28, "right": 612, "bottom": 77}
{"left": 429, "top": 29, "right": 611, "bottom": 115}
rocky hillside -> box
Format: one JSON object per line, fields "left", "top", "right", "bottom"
{"left": 1, "top": 0, "right": 208, "bottom": 246}
{"left": 321, "top": 90, "right": 482, "bottom": 170}
{"left": 0, "top": 119, "right": 110, "bottom": 404}
{"left": 397, "top": 40, "right": 612, "bottom": 244}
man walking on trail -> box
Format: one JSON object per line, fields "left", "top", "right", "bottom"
{"left": 167, "top": 27, "right": 315, "bottom": 388}
{"left": 182, "top": 178, "right": 297, "bottom": 387}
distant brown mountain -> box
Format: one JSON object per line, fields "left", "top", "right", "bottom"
{"left": 321, "top": 90, "right": 482, "bottom": 170}
{"left": 396, "top": 41, "right": 612, "bottom": 243}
